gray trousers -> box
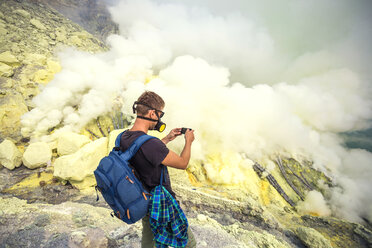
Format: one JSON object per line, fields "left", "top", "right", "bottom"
{"left": 141, "top": 215, "right": 196, "bottom": 248}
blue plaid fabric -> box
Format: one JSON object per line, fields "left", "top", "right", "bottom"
{"left": 149, "top": 185, "right": 189, "bottom": 248}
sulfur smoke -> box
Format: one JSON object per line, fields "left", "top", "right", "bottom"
{"left": 21, "top": 0, "right": 372, "bottom": 222}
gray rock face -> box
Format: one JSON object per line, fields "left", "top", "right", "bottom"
{"left": 1, "top": 224, "right": 46, "bottom": 248}
{"left": 0, "top": 196, "right": 292, "bottom": 248}
{"left": 13, "top": 9, "right": 31, "bottom": 19}
{"left": 43, "top": 233, "right": 70, "bottom": 248}
{"left": 0, "top": 197, "right": 118, "bottom": 248}
{"left": 30, "top": 18, "right": 46, "bottom": 30}
{"left": 294, "top": 227, "right": 332, "bottom": 248}
{"left": 33, "top": 0, "right": 119, "bottom": 41}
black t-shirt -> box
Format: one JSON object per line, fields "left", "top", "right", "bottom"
{"left": 120, "top": 130, "right": 176, "bottom": 198}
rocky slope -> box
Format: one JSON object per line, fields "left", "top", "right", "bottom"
{"left": 0, "top": 0, "right": 105, "bottom": 142}
{"left": 31, "top": 0, "right": 118, "bottom": 41}
{"left": 0, "top": 1, "right": 372, "bottom": 248}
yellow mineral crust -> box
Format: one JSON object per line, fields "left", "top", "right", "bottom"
{"left": 32, "top": 60, "right": 61, "bottom": 84}
{"left": 53, "top": 137, "right": 108, "bottom": 182}
{"left": 196, "top": 152, "right": 296, "bottom": 209}
{"left": 0, "top": 139, "right": 23, "bottom": 170}
{"left": 4, "top": 172, "right": 54, "bottom": 193}
{"left": 0, "top": 94, "right": 28, "bottom": 139}
{"left": 259, "top": 180, "right": 271, "bottom": 206}
{"left": 82, "top": 115, "right": 114, "bottom": 140}
{"left": 203, "top": 151, "right": 254, "bottom": 185}
{"left": 69, "top": 175, "right": 97, "bottom": 194}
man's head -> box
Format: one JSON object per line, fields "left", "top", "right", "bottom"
{"left": 133, "top": 91, "right": 166, "bottom": 131}
{"left": 134, "top": 91, "right": 165, "bottom": 116}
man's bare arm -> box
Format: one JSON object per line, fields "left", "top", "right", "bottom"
{"left": 162, "top": 130, "right": 194, "bottom": 170}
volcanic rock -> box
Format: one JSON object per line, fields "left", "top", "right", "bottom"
{"left": 22, "top": 142, "right": 52, "bottom": 169}
{"left": 0, "top": 51, "right": 19, "bottom": 65}
{"left": 295, "top": 226, "right": 333, "bottom": 248}
{"left": 0, "top": 197, "right": 122, "bottom": 248}
{"left": 23, "top": 53, "right": 47, "bottom": 66}
{"left": 0, "top": 0, "right": 106, "bottom": 141}
{"left": 107, "top": 128, "right": 124, "bottom": 151}
{"left": 0, "top": 62, "right": 13, "bottom": 77}
{"left": 239, "top": 230, "right": 291, "bottom": 248}
{"left": 30, "top": 18, "right": 46, "bottom": 30}
{"left": 57, "top": 132, "right": 91, "bottom": 156}
{"left": 0, "top": 25, "right": 7, "bottom": 36}
{"left": 13, "top": 9, "right": 31, "bottom": 19}
{"left": 0, "top": 139, "right": 22, "bottom": 170}
{"left": 53, "top": 137, "right": 108, "bottom": 181}
{"left": 0, "top": 94, "right": 28, "bottom": 140}
{"left": 34, "top": 0, "right": 118, "bottom": 41}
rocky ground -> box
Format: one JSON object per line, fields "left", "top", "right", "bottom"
{"left": 1, "top": 164, "right": 372, "bottom": 248}
{"left": 0, "top": 0, "right": 372, "bottom": 247}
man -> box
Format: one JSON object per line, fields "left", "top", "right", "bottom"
{"left": 120, "top": 91, "right": 197, "bottom": 248}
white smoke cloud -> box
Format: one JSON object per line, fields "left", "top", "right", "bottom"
{"left": 297, "top": 190, "right": 331, "bottom": 217}
{"left": 21, "top": 0, "right": 372, "bottom": 222}
{"left": 110, "top": 0, "right": 372, "bottom": 85}
{"left": 109, "top": 0, "right": 281, "bottom": 84}
{"left": 21, "top": 39, "right": 153, "bottom": 138}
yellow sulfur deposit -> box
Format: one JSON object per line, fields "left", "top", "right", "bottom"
{"left": 32, "top": 60, "right": 61, "bottom": 84}
{"left": 82, "top": 115, "right": 115, "bottom": 140}
{"left": 69, "top": 175, "right": 97, "bottom": 194}
{"left": 260, "top": 180, "right": 271, "bottom": 206}
{"left": 53, "top": 137, "right": 108, "bottom": 181}
{"left": 0, "top": 94, "right": 28, "bottom": 140}
{"left": 107, "top": 128, "right": 125, "bottom": 152}
{"left": 56, "top": 132, "right": 91, "bottom": 156}
{"left": 186, "top": 152, "right": 263, "bottom": 205}
{"left": 204, "top": 151, "right": 254, "bottom": 185}
{"left": 0, "top": 139, "right": 23, "bottom": 170}
{"left": 0, "top": 51, "right": 19, "bottom": 66}
{"left": 4, "top": 172, "right": 54, "bottom": 193}
{"left": 22, "top": 142, "right": 52, "bottom": 169}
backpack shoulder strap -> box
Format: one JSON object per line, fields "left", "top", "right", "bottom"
{"left": 115, "top": 131, "right": 125, "bottom": 148}
{"left": 127, "top": 134, "right": 156, "bottom": 157}
{"left": 115, "top": 131, "right": 156, "bottom": 160}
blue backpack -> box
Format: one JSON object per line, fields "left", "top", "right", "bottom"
{"left": 94, "top": 132, "right": 155, "bottom": 224}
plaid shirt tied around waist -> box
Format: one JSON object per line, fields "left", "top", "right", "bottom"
{"left": 149, "top": 185, "right": 189, "bottom": 248}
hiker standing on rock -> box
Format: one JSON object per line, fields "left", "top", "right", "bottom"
{"left": 120, "top": 91, "right": 197, "bottom": 248}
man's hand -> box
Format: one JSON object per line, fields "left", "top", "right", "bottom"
{"left": 184, "top": 129, "right": 195, "bottom": 144}
{"left": 161, "top": 128, "right": 182, "bottom": 144}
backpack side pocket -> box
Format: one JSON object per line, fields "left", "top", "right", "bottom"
{"left": 94, "top": 170, "right": 115, "bottom": 206}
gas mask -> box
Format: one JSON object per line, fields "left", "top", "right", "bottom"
{"left": 132, "top": 101, "right": 166, "bottom": 132}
